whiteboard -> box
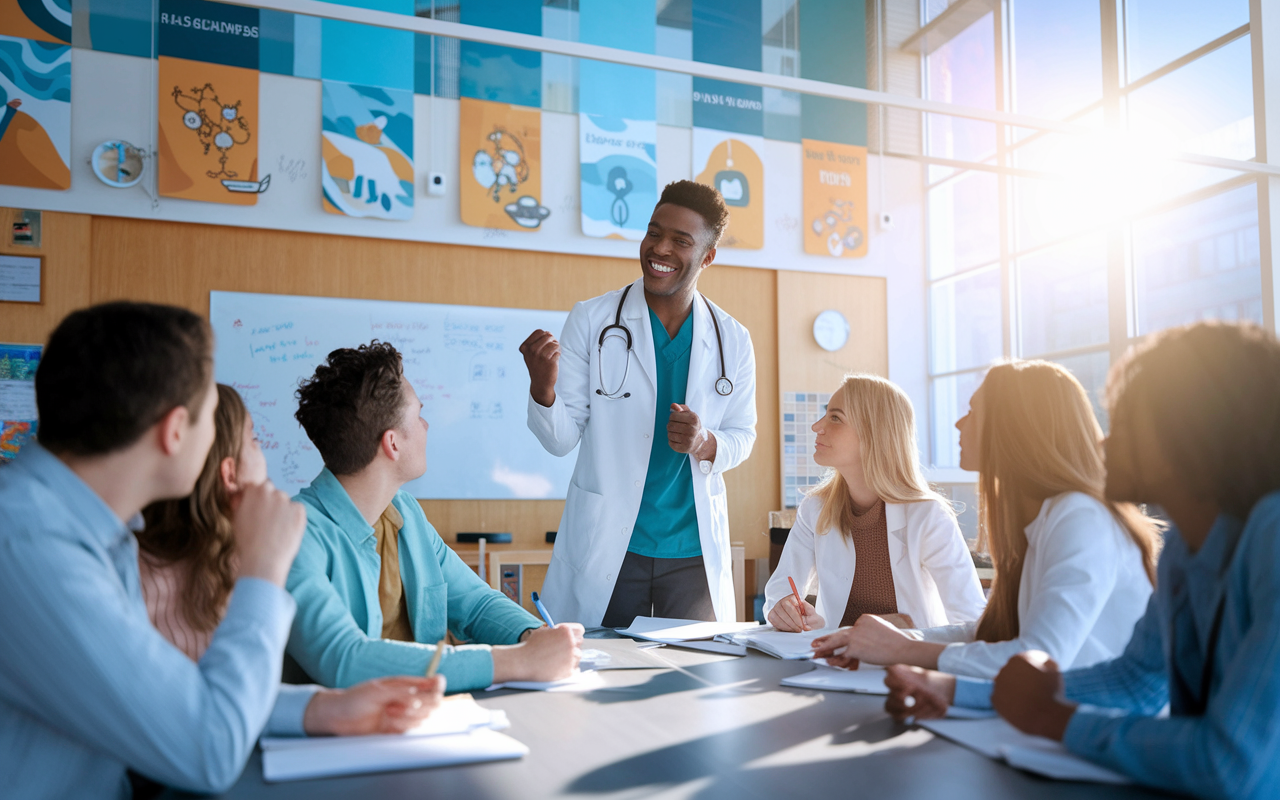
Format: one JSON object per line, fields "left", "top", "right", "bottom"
{"left": 209, "top": 291, "right": 575, "bottom": 500}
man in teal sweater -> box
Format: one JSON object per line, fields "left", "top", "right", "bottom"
{"left": 286, "top": 342, "right": 583, "bottom": 692}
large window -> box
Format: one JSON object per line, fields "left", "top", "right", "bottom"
{"left": 925, "top": 0, "right": 1265, "bottom": 488}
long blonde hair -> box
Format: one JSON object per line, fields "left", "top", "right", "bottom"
{"left": 973, "top": 361, "right": 1161, "bottom": 643}
{"left": 812, "top": 374, "right": 950, "bottom": 538}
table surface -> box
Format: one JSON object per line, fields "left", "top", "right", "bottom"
{"left": 179, "top": 647, "right": 1173, "bottom": 800}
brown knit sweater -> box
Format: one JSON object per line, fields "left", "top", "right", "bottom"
{"left": 838, "top": 498, "right": 899, "bottom": 626}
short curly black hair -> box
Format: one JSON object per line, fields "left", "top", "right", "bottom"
{"left": 294, "top": 341, "right": 406, "bottom": 475}
{"left": 657, "top": 180, "right": 730, "bottom": 247}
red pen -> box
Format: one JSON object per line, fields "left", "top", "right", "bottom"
{"left": 787, "top": 576, "right": 808, "bottom": 628}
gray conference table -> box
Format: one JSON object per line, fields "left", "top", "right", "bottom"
{"left": 176, "top": 645, "right": 1173, "bottom": 800}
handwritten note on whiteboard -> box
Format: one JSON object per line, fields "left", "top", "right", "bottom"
{"left": 210, "top": 291, "right": 575, "bottom": 500}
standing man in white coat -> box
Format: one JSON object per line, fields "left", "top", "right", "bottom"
{"left": 520, "top": 181, "right": 757, "bottom": 627}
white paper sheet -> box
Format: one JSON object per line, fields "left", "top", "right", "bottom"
{"left": 262, "top": 728, "right": 528, "bottom": 782}
{"left": 260, "top": 695, "right": 506, "bottom": 752}
{"left": 615, "top": 616, "right": 762, "bottom": 643}
{"left": 921, "top": 717, "right": 1129, "bottom": 784}
{"left": 487, "top": 669, "right": 607, "bottom": 693}
{"left": 780, "top": 664, "right": 889, "bottom": 694}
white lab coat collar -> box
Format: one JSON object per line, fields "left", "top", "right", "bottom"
{"left": 620, "top": 278, "right": 656, "bottom": 390}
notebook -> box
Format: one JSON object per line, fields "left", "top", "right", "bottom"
{"left": 920, "top": 717, "right": 1130, "bottom": 784}
{"left": 714, "top": 626, "right": 839, "bottom": 660}
{"left": 615, "top": 616, "right": 762, "bottom": 643}
{"left": 487, "top": 670, "right": 607, "bottom": 693}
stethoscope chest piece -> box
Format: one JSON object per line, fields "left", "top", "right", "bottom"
{"left": 715, "top": 376, "right": 733, "bottom": 396}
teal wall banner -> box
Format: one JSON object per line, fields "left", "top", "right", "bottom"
{"left": 321, "top": 0, "right": 414, "bottom": 92}
{"left": 578, "top": 0, "right": 656, "bottom": 240}
{"left": 459, "top": 0, "right": 541, "bottom": 107}
{"left": 799, "top": 0, "right": 866, "bottom": 147}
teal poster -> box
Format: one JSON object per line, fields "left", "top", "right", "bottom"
{"left": 321, "top": 79, "right": 415, "bottom": 220}
{"left": 578, "top": 0, "right": 657, "bottom": 240}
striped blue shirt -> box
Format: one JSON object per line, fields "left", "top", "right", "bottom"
{"left": 0, "top": 444, "right": 302, "bottom": 799}
{"left": 953, "top": 492, "right": 1280, "bottom": 799}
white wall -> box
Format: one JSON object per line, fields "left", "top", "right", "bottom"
{"left": 0, "top": 47, "right": 929, "bottom": 429}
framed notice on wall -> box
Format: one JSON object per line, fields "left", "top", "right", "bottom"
{"left": 0, "top": 254, "right": 41, "bottom": 303}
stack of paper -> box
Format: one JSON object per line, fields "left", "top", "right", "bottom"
{"left": 920, "top": 717, "right": 1129, "bottom": 784}
{"left": 714, "top": 626, "right": 839, "bottom": 660}
{"left": 615, "top": 616, "right": 761, "bottom": 655}
{"left": 259, "top": 695, "right": 525, "bottom": 782}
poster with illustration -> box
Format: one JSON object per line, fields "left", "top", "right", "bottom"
{"left": 579, "top": 115, "right": 656, "bottom": 240}
{"left": 802, "top": 139, "right": 868, "bottom": 258}
{"left": 460, "top": 97, "right": 546, "bottom": 232}
{"left": 0, "top": 35, "right": 70, "bottom": 190}
{"left": 0, "top": 0, "right": 70, "bottom": 44}
{"left": 0, "top": 343, "right": 40, "bottom": 462}
{"left": 692, "top": 128, "right": 764, "bottom": 250}
{"left": 321, "top": 80, "right": 413, "bottom": 220}
{"left": 157, "top": 0, "right": 265, "bottom": 204}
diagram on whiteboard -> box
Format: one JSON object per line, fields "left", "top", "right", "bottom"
{"left": 210, "top": 291, "right": 575, "bottom": 500}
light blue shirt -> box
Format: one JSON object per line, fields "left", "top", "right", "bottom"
{"left": 0, "top": 444, "right": 302, "bottom": 799}
{"left": 627, "top": 308, "right": 701, "bottom": 559}
{"left": 287, "top": 469, "right": 542, "bottom": 692}
{"left": 953, "top": 492, "right": 1280, "bottom": 799}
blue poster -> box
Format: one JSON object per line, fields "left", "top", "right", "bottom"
{"left": 578, "top": 0, "right": 657, "bottom": 240}
{"left": 321, "top": 79, "right": 415, "bottom": 220}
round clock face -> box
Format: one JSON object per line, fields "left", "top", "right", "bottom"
{"left": 91, "top": 140, "right": 145, "bottom": 188}
{"left": 813, "top": 309, "right": 850, "bottom": 352}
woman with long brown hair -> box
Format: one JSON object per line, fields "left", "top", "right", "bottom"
{"left": 812, "top": 360, "right": 1160, "bottom": 677}
{"left": 763, "top": 374, "right": 984, "bottom": 632}
{"left": 138, "top": 384, "right": 444, "bottom": 737}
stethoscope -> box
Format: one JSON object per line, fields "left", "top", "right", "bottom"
{"left": 596, "top": 283, "right": 734, "bottom": 400}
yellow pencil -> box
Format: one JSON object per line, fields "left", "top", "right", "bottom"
{"left": 425, "top": 638, "right": 447, "bottom": 677}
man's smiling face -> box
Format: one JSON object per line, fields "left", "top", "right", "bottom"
{"left": 639, "top": 202, "right": 715, "bottom": 299}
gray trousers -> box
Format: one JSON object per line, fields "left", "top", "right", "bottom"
{"left": 601, "top": 551, "right": 715, "bottom": 628}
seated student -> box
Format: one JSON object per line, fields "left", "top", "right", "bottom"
{"left": 0, "top": 302, "right": 411, "bottom": 798}
{"left": 882, "top": 322, "right": 1280, "bottom": 799}
{"left": 286, "top": 342, "right": 583, "bottom": 692}
{"left": 139, "top": 383, "right": 443, "bottom": 737}
{"left": 763, "top": 374, "right": 984, "bottom": 632}
{"left": 812, "top": 360, "right": 1160, "bottom": 677}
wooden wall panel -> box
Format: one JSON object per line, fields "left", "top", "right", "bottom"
{"left": 88, "top": 218, "right": 782, "bottom": 561}
{"left": 0, "top": 209, "right": 92, "bottom": 346}
{"left": 776, "top": 270, "right": 888, "bottom": 394}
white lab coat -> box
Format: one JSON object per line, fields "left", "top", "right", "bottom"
{"left": 924, "top": 491, "right": 1153, "bottom": 678}
{"left": 528, "top": 279, "right": 757, "bottom": 626}
{"left": 762, "top": 493, "right": 986, "bottom": 630}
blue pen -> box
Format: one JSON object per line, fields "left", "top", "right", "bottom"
{"left": 531, "top": 591, "right": 556, "bottom": 627}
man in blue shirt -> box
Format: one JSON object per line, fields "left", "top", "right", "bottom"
{"left": 521, "top": 181, "right": 758, "bottom": 627}
{"left": 882, "top": 321, "right": 1280, "bottom": 799}
{"left": 285, "top": 341, "right": 584, "bottom": 692}
{"left": 0, "top": 303, "right": 440, "bottom": 800}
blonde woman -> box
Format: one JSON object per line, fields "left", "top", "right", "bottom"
{"left": 813, "top": 361, "right": 1161, "bottom": 678}
{"left": 764, "top": 375, "right": 984, "bottom": 633}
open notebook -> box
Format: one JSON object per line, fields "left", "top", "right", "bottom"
{"left": 714, "top": 626, "right": 839, "bottom": 660}
{"left": 259, "top": 695, "right": 526, "bottom": 782}
{"left": 921, "top": 717, "right": 1130, "bottom": 784}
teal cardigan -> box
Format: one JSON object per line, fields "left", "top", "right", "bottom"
{"left": 285, "top": 469, "right": 541, "bottom": 692}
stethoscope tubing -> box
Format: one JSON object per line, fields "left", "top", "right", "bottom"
{"left": 595, "top": 284, "right": 732, "bottom": 400}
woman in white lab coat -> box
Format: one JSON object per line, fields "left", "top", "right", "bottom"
{"left": 812, "top": 361, "right": 1162, "bottom": 678}
{"left": 764, "top": 374, "right": 985, "bottom": 633}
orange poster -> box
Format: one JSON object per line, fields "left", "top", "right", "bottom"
{"left": 802, "top": 139, "right": 868, "bottom": 258}
{"left": 692, "top": 128, "right": 764, "bottom": 250}
{"left": 158, "top": 56, "right": 262, "bottom": 205}
{"left": 459, "top": 96, "right": 548, "bottom": 232}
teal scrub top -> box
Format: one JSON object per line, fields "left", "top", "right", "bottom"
{"left": 626, "top": 307, "right": 702, "bottom": 559}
